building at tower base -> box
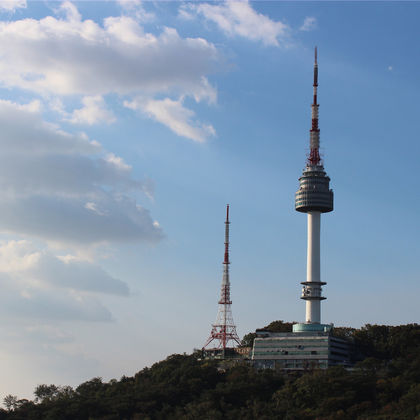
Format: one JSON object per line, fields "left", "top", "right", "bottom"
{"left": 252, "top": 329, "right": 353, "bottom": 370}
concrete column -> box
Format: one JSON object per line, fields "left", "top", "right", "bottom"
{"left": 306, "top": 211, "right": 321, "bottom": 323}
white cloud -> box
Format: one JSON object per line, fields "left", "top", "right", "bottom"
{"left": 300, "top": 16, "right": 317, "bottom": 32}
{"left": 0, "top": 283, "right": 113, "bottom": 322}
{"left": 59, "top": 1, "right": 81, "bottom": 22}
{"left": 125, "top": 97, "right": 216, "bottom": 143}
{"left": 0, "top": 4, "right": 219, "bottom": 138}
{"left": 37, "top": 256, "right": 129, "bottom": 297}
{"left": 0, "top": 99, "right": 163, "bottom": 245}
{"left": 0, "top": 239, "right": 128, "bottom": 326}
{"left": 178, "top": 6, "right": 194, "bottom": 21}
{"left": 48, "top": 97, "right": 67, "bottom": 115}
{"left": 105, "top": 153, "right": 131, "bottom": 171}
{"left": 67, "top": 96, "right": 116, "bottom": 125}
{"left": 0, "top": 0, "right": 26, "bottom": 13}
{"left": 187, "top": 1, "right": 290, "bottom": 47}
{"left": 0, "top": 240, "right": 40, "bottom": 272}
{"left": 117, "top": 0, "right": 140, "bottom": 8}
{"left": 0, "top": 11, "right": 218, "bottom": 100}
{"left": 0, "top": 99, "right": 98, "bottom": 155}
{"left": 388, "top": 65, "right": 393, "bottom": 71}
{"left": 0, "top": 195, "right": 162, "bottom": 245}
{"left": 0, "top": 240, "right": 129, "bottom": 296}
{"left": 117, "top": 0, "right": 155, "bottom": 22}
{"left": 85, "top": 201, "right": 107, "bottom": 216}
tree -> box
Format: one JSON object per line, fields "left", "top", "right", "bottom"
{"left": 3, "top": 395, "right": 18, "bottom": 411}
{"left": 263, "top": 320, "right": 294, "bottom": 332}
{"left": 241, "top": 332, "right": 256, "bottom": 348}
{"left": 34, "top": 384, "right": 60, "bottom": 403}
{"left": 241, "top": 321, "right": 294, "bottom": 347}
{"left": 332, "top": 326, "right": 356, "bottom": 341}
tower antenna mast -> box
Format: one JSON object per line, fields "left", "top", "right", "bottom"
{"left": 203, "top": 205, "right": 241, "bottom": 349}
{"left": 309, "top": 46, "right": 321, "bottom": 166}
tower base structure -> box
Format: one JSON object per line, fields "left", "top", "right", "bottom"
{"left": 201, "top": 346, "right": 251, "bottom": 361}
{"left": 251, "top": 328, "right": 353, "bottom": 370}
{"left": 292, "top": 322, "right": 332, "bottom": 333}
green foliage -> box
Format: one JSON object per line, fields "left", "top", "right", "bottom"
{"left": 332, "top": 326, "right": 356, "bottom": 341}
{"left": 33, "top": 385, "right": 60, "bottom": 403}
{"left": 263, "top": 320, "right": 294, "bottom": 332}
{"left": 241, "top": 320, "right": 294, "bottom": 348}
{"left": 241, "top": 332, "right": 256, "bottom": 347}
{"left": 3, "top": 323, "right": 420, "bottom": 419}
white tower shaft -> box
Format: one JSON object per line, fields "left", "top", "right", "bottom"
{"left": 306, "top": 211, "right": 321, "bottom": 323}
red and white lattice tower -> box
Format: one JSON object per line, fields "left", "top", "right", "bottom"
{"left": 203, "top": 205, "right": 241, "bottom": 349}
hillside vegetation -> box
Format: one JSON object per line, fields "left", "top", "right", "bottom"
{"left": 2, "top": 323, "right": 420, "bottom": 419}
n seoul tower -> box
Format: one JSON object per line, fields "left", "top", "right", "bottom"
{"left": 294, "top": 48, "right": 334, "bottom": 332}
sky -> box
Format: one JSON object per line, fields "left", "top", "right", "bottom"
{"left": 0, "top": 0, "right": 419, "bottom": 400}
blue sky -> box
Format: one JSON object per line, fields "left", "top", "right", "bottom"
{"left": 0, "top": 0, "right": 418, "bottom": 399}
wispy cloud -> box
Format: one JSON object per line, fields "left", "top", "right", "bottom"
{"left": 182, "top": 1, "right": 290, "bottom": 47}
{"left": 125, "top": 96, "right": 216, "bottom": 142}
{"left": 117, "top": 0, "right": 155, "bottom": 22}
{"left": 66, "top": 96, "right": 116, "bottom": 126}
{"left": 300, "top": 16, "right": 317, "bottom": 32}
{"left": 0, "top": 0, "right": 26, "bottom": 13}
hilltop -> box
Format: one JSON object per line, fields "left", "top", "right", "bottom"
{"left": 2, "top": 323, "right": 420, "bottom": 419}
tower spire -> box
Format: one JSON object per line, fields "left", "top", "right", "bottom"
{"left": 308, "top": 46, "right": 321, "bottom": 166}
{"left": 224, "top": 204, "right": 230, "bottom": 266}
{"left": 203, "top": 204, "right": 240, "bottom": 350}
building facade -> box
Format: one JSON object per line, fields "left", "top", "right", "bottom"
{"left": 252, "top": 330, "right": 353, "bottom": 370}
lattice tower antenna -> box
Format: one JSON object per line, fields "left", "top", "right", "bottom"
{"left": 203, "top": 205, "right": 241, "bottom": 349}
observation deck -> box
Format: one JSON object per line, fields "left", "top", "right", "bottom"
{"left": 301, "top": 282, "right": 326, "bottom": 301}
{"left": 295, "top": 164, "right": 333, "bottom": 213}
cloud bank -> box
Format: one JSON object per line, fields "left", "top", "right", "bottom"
{"left": 0, "top": 240, "right": 128, "bottom": 296}
{"left": 0, "top": 99, "right": 162, "bottom": 245}
{"left": 0, "top": 2, "right": 219, "bottom": 140}
{"left": 0, "top": 240, "right": 127, "bottom": 322}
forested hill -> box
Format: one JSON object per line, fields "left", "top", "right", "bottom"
{"left": 2, "top": 323, "right": 420, "bottom": 419}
